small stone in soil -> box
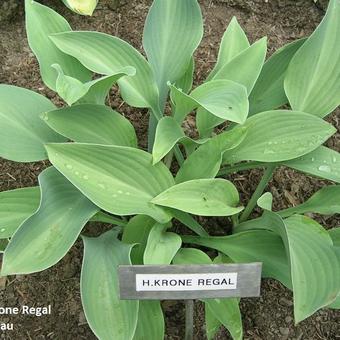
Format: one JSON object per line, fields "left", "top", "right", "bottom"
{"left": 279, "top": 327, "right": 290, "bottom": 335}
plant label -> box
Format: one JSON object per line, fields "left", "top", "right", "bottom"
{"left": 119, "top": 263, "right": 262, "bottom": 300}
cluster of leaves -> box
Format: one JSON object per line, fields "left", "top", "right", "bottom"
{"left": 0, "top": 0, "right": 339, "bottom": 339}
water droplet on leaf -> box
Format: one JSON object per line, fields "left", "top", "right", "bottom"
{"left": 318, "top": 165, "right": 331, "bottom": 173}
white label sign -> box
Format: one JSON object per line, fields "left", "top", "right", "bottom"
{"left": 119, "top": 263, "right": 262, "bottom": 300}
{"left": 136, "top": 273, "right": 237, "bottom": 291}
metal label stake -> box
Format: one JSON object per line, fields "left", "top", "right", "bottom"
{"left": 119, "top": 263, "right": 262, "bottom": 338}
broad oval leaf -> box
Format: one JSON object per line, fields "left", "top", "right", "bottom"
{"left": 207, "top": 16, "right": 250, "bottom": 80}
{"left": 46, "top": 143, "right": 174, "bottom": 223}
{"left": 278, "top": 185, "right": 340, "bottom": 217}
{"left": 196, "top": 38, "right": 266, "bottom": 137}
{"left": 52, "top": 64, "right": 135, "bottom": 105}
{"left": 0, "top": 187, "right": 40, "bottom": 239}
{"left": 81, "top": 229, "right": 139, "bottom": 340}
{"left": 237, "top": 210, "right": 340, "bottom": 322}
{"left": 284, "top": 0, "right": 340, "bottom": 117}
{"left": 249, "top": 38, "right": 306, "bottom": 115}
{"left": 122, "top": 215, "right": 156, "bottom": 265}
{"left": 1, "top": 167, "right": 99, "bottom": 275}
{"left": 133, "top": 301, "right": 164, "bottom": 340}
{"left": 152, "top": 179, "right": 243, "bottom": 216}
{"left": 223, "top": 110, "right": 336, "bottom": 163}
{"left": 190, "top": 80, "right": 249, "bottom": 124}
{"left": 173, "top": 248, "right": 211, "bottom": 265}
{"left": 213, "top": 37, "right": 267, "bottom": 94}
{"left": 0, "top": 85, "right": 66, "bottom": 162}
{"left": 182, "top": 230, "right": 291, "bottom": 289}
{"left": 143, "top": 0, "right": 203, "bottom": 103}
{"left": 50, "top": 31, "right": 160, "bottom": 112}
{"left": 284, "top": 146, "right": 340, "bottom": 183}
{"left": 43, "top": 104, "right": 137, "bottom": 147}
{"left": 170, "top": 80, "right": 249, "bottom": 126}
{"left": 25, "top": 0, "right": 91, "bottom": 91}
{"left": 144, "top": 223, "right": 182, "bottom": 265}
{"left": 284, "top": 215, "right": 340, "bottom": 322}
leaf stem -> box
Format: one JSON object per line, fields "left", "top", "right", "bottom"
{"left": 218, "top": 161, "right": 266, "bottom": 176}
{"left": 239, "top": 164, "right": 276, "bottom": 223}
{"left": 90, "top": 211, "right": 128, "bottom": 227}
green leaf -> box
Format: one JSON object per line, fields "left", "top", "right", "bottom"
{"left": 0, "top": 187, "right": 40, "bottom": 239}
{"left": 284, "top": 146, "right": 340, "bottom": 183}
{"left": 249, "top": 38, "right": 306, "bottom": 115}
{"left": 46, "top": 143, "right": 174, "bottom": 223}
{"left": 205, "top": 300, "right": 242, "bottom": 340}
{"left": 207, "top": 16, "right": 250, "bottom": 80}
{"left": 170, "top": 80, "right": 249, "bottom": 125}
{"left": 223, "top": 110, "right": 336, "bottom": 164}
{"left": 173, "top": 248, "right": 242, "bottom": 340}
{"left": 182, "top": 230, "right": 291, "bottom": 289}
{"left": 143, "top": 0, "right": 203, "bottom": 103}
{"left": 122, "top": 215, "right": 156, "bottom": 265}
{"left": 152, "top": 116, "right": 205, "bottom": 164}
{"left": 144, "top": 223, "right": 182, "bottom": 265}
{"left": 0, "top": 85, "right": 66, "bottom": 162}
{"left": 152, "top": 179, "right": 243, "bottom": 216}
{"left": 237, "top": 211, "right": 340, "bottom": 322}
{"left": 278, "top": 185, "right": 340, "bottom": 217}
{"left": 52, "top": 64, "right": 135, "bottom": 105}
{"left": 25, "top": 0, "right": 91, "bottom": 91}
{"left": 133, "top": 301, "right": 164, "bottom": 340}
{"left": 329, "top": 228, "right": 340, "bottom": 247}
{"left": 284, "top": 0, "right": 340, "bottom": 117}
{"left": 172, "top": 248, "right": 211, "bottom": 265}
{"left": 205, "top": 305, "right": 222, "bottom": 340}
{"left": 43, "top": 104, "right": 137, "bottom": 147}
{"left": 213, "top": 37, "right": 267, "bottom": 94}
{"left": 1, "top": 167, "right": 99, "bottom": 276}
{"left": 50, "top": 31, "right": 160, "bottom": 112}
{"left": 62, "top": 0, "right": 98, "bottom": 16}
{"left": 257, "top": 192, "right": 273, "bottom": 211}
{"left": 196, "top": 38, "right": 266, "bottom": 137}
{"left": 176, "top": 126, "right": 248, "bottom": 183}
{"left": 284, "top": 215, "right": 340, "bottom": 322}
{"left": 175, "top": 57, "right": 195, "bottom": 94}
{"left": 81, "top": 229, "right": 139, "bottom": 340}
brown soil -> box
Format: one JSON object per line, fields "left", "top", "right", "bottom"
{"left": 0, "top": 0, "right": 339, "bottom": 339}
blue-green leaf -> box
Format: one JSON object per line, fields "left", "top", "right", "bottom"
{"left": 0, "top": 187, "right": 40, "bottom": 239}
{"left": 25, "top": 0, "right": 91, "bottom": 91}
{"left": 0, "top": 85, "right": 66, "bottom": 162}
{"left": 284, "top": 0, "right": 340, "bottom": 117}
{"left": 81, "top": 229, "right": 139, "bottom": 340}
{"left": 43, "top": 104, "right": 137, "bottom": 147}
{"left": 1, "top": 167, "right": 99, "bottom": 275}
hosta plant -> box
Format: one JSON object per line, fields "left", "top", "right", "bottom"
{"left": 0, "top": 0, "right": 340, "bottom": 339}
